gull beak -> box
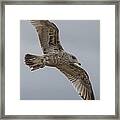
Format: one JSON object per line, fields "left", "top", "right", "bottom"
{"left": 74, "top": 62, "right": 81, "bottom": 67}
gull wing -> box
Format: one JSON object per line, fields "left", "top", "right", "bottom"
{"left": 57, "top": 64, "right": 95, "bottom": 100}
{"left": 30, "top": 20, "right": 64, "bottom": 54}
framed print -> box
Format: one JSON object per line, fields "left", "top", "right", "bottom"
{"left": 0, "top": 0, "right": 119, "bottom": 119}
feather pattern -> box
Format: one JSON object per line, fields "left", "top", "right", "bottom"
{"left": 30, "top": 20, "right": 64, "bottom": 54}
{"left": 25, "top": 20, "right": 95, "bottom": 100}
{"left": 57, "top": 64, "right": 95, "bottom": 100}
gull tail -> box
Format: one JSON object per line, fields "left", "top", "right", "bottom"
{"left": 24, "top": 54, "right": 45, "bottom": 71}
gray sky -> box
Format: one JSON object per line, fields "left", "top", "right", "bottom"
{"left": 20, "top": 20, "right": 100, "bottom": 100}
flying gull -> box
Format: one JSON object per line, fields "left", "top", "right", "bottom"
{"left": 24, "top": 20, "right": 95, "bottom": 100}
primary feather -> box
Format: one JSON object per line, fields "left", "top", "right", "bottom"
{"left": 30, "top": 20, "right": 64, "bottom": 54}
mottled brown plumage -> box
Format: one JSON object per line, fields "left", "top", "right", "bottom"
{"left": 24, "top": 20, "right": 95, "bottom": 100}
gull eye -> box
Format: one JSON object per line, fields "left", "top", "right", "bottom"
{"left": 72, "top": 55, "right": 76, "bottom": 59}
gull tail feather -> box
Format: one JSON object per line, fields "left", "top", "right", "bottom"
{"left": 24, "top": 54, "right": 45, "bottom": 71}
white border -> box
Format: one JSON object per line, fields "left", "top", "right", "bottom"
{"left": 5, "top": 5, "right": 115, "bottom": 115}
